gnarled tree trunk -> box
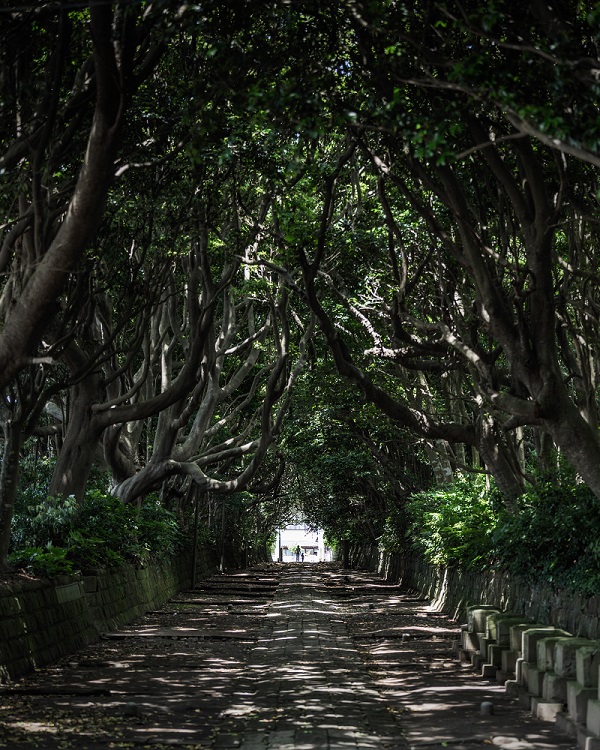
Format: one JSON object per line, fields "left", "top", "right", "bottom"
{"left": 0, "top": 416, "right": 24, "bottom": 568}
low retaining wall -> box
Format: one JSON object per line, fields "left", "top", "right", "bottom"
{"left": 0, "top": 553, "right": 209, "bottom": 683}
{"left": 83, "top": 555, "right": 193, "bottom": 633}
{"left": 459, "top": 604, "right": 600, "bottom": 746}
{"left": 351, "top": 546, "right": 600, "bottom": 748}
{"left": 352, "top": 545, "right": 600, "bottom": 639}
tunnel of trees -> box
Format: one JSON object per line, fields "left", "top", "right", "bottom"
{"left": 1, "top": 0, "right": 600, "bottom": 593}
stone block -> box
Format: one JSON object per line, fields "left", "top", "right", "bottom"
{"left": 585, "top": 698, "right": 600, "bottom": 737}
{"left": 467, "top": 605, "right": 501, "bottom": 633}
{"left": 41, "top": 589, "right": 58, "bottom": 607}
{"left": 27, "top": 631, "right": 44, "bottom": 653}
{"left": 53, "top": 574, "right": 76, "bottom": 586}
{"left": 0, "top": 635, "right": 29, "bottom": 661}
{"left": 537, "top": 634, "right": 569, "bottom": 672}
{"left": 36, "top": 607, "right": 57, "bottom": 627}
{"left": 567, "top": 680, "right": 596, "bottom": 724}
{"left": 55, "top": 582, "right": 82, "bottom": 605}
{"left": 0, "top": 617, "right": 28, "bottom": 640}
{"left": 518, "top": 690, "right": 533, "bottom": 709}
{"left": 481, "top": 662, "right": 498, "bottom": 678}
{"left": 555, "top": 638, "right": 598, "bottom": 679}
{"left": 554, "top": 712, "right": 577, "bottom": 738}
{"left": 488, "top": 643, "right": 505, "bottom": 668}
{"left": 505, "top": 679, "right": 522, "bottom": 698}
{"left": 516, "top": 656, "right": 528, "bottom": 684}
{"left": 496, "top": 670, "right": 511, "bottom": 685}
{"left": 577, "top": 645, "right": 600, "bottom": 689}
{"left": 502, "top": 649, "right": 518, "bottom": 675}
{"left": 6, "top": 655, "right": 34, "bottom": 680}
{"left": 587, "top": 697, "right": 600, "bottom": 736}
{"left": 522, "top": 627, "right": 570, "bottom": 663}
{"left": 59, "top": 602, "right": 77, "bottom": 622}
{"left": 479, "top": 635, "right": 491, "bottom": 660}
{"left": 0, "top": 596, "right": 23, "bottom": 617}
{"left": 461, "top": 628, "right": 479, "bottom": 652}
{"left": 31, "top": 592, "right": 48, "bottom": 613}
{"left": 542, "top": 670, "right": 567, "bottom": 703}
{"left": 82, "top": 576, "right": 98, "bottom": 594}
{"left": 532, "top": 696, "right": 564, "bottom": 722}
{"left": 487, "top": 613, "right": 533, "bottom": 647}
{"left": 510, "top": 622, "right": 540, "bottom": 653}
{"left": 526, "top": 665, "right": 545, "bottom": 696}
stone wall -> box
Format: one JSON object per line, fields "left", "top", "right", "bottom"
{"left": 351, "top": 545, "right": 600, "bottom": 747}
{"left": 0, "top": 554, "right": 206, "bottom": 683}
{"left": 350, "top": 544, "right": 600, "bottom": 639}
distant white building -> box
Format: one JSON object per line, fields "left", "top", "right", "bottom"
{"left": 273, "top": 523, "right": 332, "bottom": 562}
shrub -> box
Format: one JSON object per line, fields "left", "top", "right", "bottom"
{"left": 391, "top": 473, "right": 600, "bottom": 595}
{"left": 137, "top": 495, "right": 182, "bottom": 558}
{"left": 401, "top": 475, "right": 496, "bottom": 568}
{"left": 9, "top": 546, "right": 75, "bottom": 577}
{"left": 11, "top": 495, "right": 79, "bottom": 550}
{"left": 492, "top": 480, "right": 600, "bottom": 594}
{"left": 10, "top": 487, "right": 184, "bottom": 576}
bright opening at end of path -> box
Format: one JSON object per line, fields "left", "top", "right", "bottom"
{"left": 273, "top": 522, "right": 333, "bottom": 562}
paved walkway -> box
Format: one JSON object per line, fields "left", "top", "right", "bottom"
{"left": 216, "top": 567, "right": 403, "bottom": 749}
{"left": 0, "top": 563, "right": 580, "bottom": 750}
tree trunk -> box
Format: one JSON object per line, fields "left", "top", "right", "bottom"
{"left": 0, "top": 8, "right": 138, "bottom": 391}
{"left": 423, "top": 441, "right": 454, "bottom": 484}
{"left": 48, "top": 383, "right": 103, "bottom": 502}
{"left": 342, "top": 539, "right": 350, "bottom": 569}
{"left": 476, "top": 414, "right": 524, "bottom": 503}
{"left": 0, "top": 419, "right": 24, "bottom": 568}
{"left": 534, "top": 428, "right": 556, "bottom": 476}
{"left": 191, "top": 487, "right": 201, "bottom": 588}
{"left": 543, "top": 392, "right": 600, "bottom": 497}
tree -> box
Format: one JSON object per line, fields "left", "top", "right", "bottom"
{"left": 283, "top": 2, "right": 600, "bottom": 499}
{"left": 345, "top": 0, "right": 600, "bottom": 495}
{"left": 4, "top": 1, "right": 600, "bottom": 569}
{"left": 0, "top": 4, "right": 171, "bottom": 389}
{"left": 0, "top": 2, "right": 317, "bottom": 565}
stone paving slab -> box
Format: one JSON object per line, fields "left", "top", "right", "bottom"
{"left": 102, "top": 629, "right": 255, "bottom": 640}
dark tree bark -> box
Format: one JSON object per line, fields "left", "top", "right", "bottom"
{"left": 0, "top": 7, "right": 145, "bottom": 390}
{"left": 48, "top": 375, "right": 105, "bottom": 501}
{"left": 0, "top": 414, "right": 24, "bottom": 567}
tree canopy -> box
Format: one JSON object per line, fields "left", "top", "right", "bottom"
{"left": 1, "top": 0, "right": 600, "bottom": 570}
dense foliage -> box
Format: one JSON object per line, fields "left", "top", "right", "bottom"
{"left": 2, "top": 2, "right": 600, "bottom": 593}
{"left": 10, "top": 491, "right": 182, "bottom": 577}
{"left": 389, "top": 475, "right": 600, "bottom": 596}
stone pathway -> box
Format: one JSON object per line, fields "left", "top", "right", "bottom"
{"left": 215, "top": 567, "right": 403, "bottom": 749}
{"left": 0, "top": 563, "right": 581, "bottom": 750}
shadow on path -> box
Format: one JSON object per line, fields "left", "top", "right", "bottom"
{"left": 0, "top": 563, "right": 579, "bottom": 750}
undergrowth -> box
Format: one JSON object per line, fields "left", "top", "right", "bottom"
{"left": 9, "top": 490, "right": 183, "bottom": 577}
{"left": 384, "top": 474, "right": 600, "bottom": 596}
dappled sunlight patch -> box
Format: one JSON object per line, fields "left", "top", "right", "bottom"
{"left": 370, "top": 644, "right": 408, "bottom": 656}
{"left": 9, "top": 719, "right": 60, "bottom": 734}
{"left": 5, "top": 563, "right": 561, "bottom": 750}
{"left": 129, "top": 726, "right": 202, "bottom": 737}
